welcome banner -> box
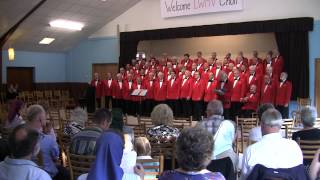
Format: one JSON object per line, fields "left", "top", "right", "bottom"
{"left": 160, "top": 0, "right": 243, "bottom": 18}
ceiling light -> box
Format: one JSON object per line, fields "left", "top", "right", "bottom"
{"left": 8, "top": 48, "right": 14, "bottom": 61}
{"left": 39, "top": 38, "right": 55, "bottom": 44}
{"left": 49, "top": 19, "right": 84, "bottom": 31}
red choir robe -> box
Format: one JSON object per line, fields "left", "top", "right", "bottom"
{"left": 275, "top": 80, "right": 292, "bottom": 106}
{"left": 154, "top": 79, "right": 167, "bottom": 101}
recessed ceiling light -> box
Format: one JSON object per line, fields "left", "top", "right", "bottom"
{"left": 39, "top": 37, "right": 55, "bottom": 44}
{"left": 101, "top": 0, "right": 107, "bottom": 1}
{"left": 49, "top": 19, "right": 84, "bottom": 31}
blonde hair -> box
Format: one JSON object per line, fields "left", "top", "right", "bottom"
{"left": 151, "top": 104, "right": 173, "bottom": 126}
{"left": 134, "top": 137, "right": 151, "bottom": 156}
{"left": 26, "top": 104, "right": 45, "bottom": 122}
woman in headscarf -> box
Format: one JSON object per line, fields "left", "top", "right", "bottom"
{"left": 5, "top": 99, "right": 25, "bottom": 129}
{"left": 79, "top": 130, "right": 144, "bottom": 180}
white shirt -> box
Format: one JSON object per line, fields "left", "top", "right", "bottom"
{"left": 149, "top": 81, "right": 153, "bottom": 87}
{"left": 170, "top": 79, "right": 175, "bottom": 86}
{"left": 108, "top": 79, "right": 112, "bottom": 87}
{"left": 248, "top": 74, "right": 254, "bottom": 84}
{"left": 0, "top": 157, "right": 51, "bottom": 180}
{"left": 159, "top": 81, "right": 163, "bottom": 88}
{"left": 264, "top": 84, "right": 269, "bottom": 93}
{"left": 215, "top": 68, "right": 220, "bottom": 77}
{"left": 207, "top": 82, "right": 211, "bottom": 89}
{"left": 241, "top": 133, "right": 303, "bottom": 179}
{"left": 233, "top": 78, "right": 239, "bottom": 88}
{"left": 118, "top": 82, "right": 123, "bottom": 89}
{"left": 128, "top": 81, "right": 132, "bottom": 89}
{"left": 182, "top": 78, "right": 188, "bottom": 86}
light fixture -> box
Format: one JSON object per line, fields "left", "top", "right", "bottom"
{"left": 49, "top": 19, "right": 84, "bottom": 31}
{"left": 39, "top": 37, "right": 55, "bottom": 44}
{"left": 8, "top": 48, "right": 15, "bottom": 61}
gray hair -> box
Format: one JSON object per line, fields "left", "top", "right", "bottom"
{"left": 151, "top": 104, "right": 173, "bottom": 126}
{"left": 26, "top": 104, "right": 45, "bottom": 122}
{"left": 70, "top": 107, "right": 87, "bottom": 126}
{"left": 176, "top": 126, "right": 213, "bottom": 171}
{"left": 207, "top": 100, "right": 223, "bottom": 116}
{"left": 301, "top": 106, "right": 318, "bottom": 127}
{"left": 261, "top": 109, "right": 283, "bottom": 128}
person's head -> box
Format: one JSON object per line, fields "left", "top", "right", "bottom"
{"left": 264, "top": 75, "right": 271, "bottom": 84}
{"left": 206, "top": 100, "right": 223, "bottom": 117}
{"left": 238, "top": 51, "right": 244, "bottom": 57}
{"left": 8, "top": 99, "right": 24, "bottom": 123}
{"left": 253, "top": 50, "right": 258, "bottom": 58}
{"left": 158, "top": 72, "right": 164, "bottom": 80}
{"left": 116, "top": 73, "right": 122, "bottom": 81}
{"left": 119, "top": 67, "right": 125, "bottom": 74}
{"left": 9, "top": 124, "right": 40, "bottom": 159}
{"left": 194, "top": 71, "right": 201, "bottom": 80}
{"left": 216, "top": 60, "right": 222, "bottom": 68}
{"left": 106, "top": 73, "right": 112, "bottom": 79}
{"left": 151, "top": 104, "right": 173, "bottom": 126}
{"left": 176, "top": 127, "right": 213, "bottom": 171}
{"left": 211, "top": 52, "right": 217, "bottom": 59}
{"left": 70, "top": 107, "right": 87, "bottom": 127}
{"left": 266, "top": 53, "right": 272, "bottom": 62}
{"left": 203, "top": 62, "right": 209, "bottom": 69}
{"left": 280, "top": 72, "right": 288, "bottom": 82}
{"left": 301, "top": 106, "right": 318, "bottom": 128}
{"left": 249, "top": 65, "right": 256, "bottom": 75}
{"left": 261, "top": 109, "right": 283, "bottom": 136}
{"left": 197, "top": 51, "right": 202, "bottom": 58}
{"left": 94, "top": 73, "right": 99, "bottom": 80}
{"left": 257, "top": 103, "right": 274, "bottom": 120}
{"left": 225, "top": 52, "right": 231, "bottom": 59}
{"left": 184, "top": 53, "right": 190, "bottom": 60}
{"left": 148, "top": 72, "right": 154, "bottom": 79}
{"left": 185, "top": 70, "right": 191, "bottom": 78}
{"left": 93, "top": 108, "right": 112, "bottom": 130}
{"left": 192, "top": 63, "right": 197, "bottom": 70}
{"left": 228, "top": 63, "right": 234, "bottom": 71}
{"left": 26, "top": 104, "right": 46, "bottom": 131}
{"left": 127, "top": 73, "right": 133, "bottom": 81}
{"left": 233, "top": 68, "right": 240, "bottom": 78}
{"left": 250, "top": 84, "right": 257, "bottom": 94}
{"left": 266, "top": 66, "right": 273, "bottom": 75}
{"left": 219, "top": 71, "right": 228, "bottom": 82}
{"left": 134, "top": 137, "right": 151, "bottom": 156}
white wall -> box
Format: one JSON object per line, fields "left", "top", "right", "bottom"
{"left": 91, "top": 0, "right": 320, "bottom": 37}
{"left": 138, "top": 33, "right": 277, "bottom": 59}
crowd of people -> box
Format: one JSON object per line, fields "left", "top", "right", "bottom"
{"left": 90, "top": 50, "right": 292, "bottom": 121}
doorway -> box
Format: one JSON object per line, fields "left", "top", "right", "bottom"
{"left": 7, "top": 67, "right": 35, "bottom": 91}
{"left": 92, "top": 63, "right": 118, "bottom": 79}
{"left": 316, "top": 59, "right": 320, "bottom": 115}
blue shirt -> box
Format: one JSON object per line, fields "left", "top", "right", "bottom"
{"left": 0, "top": 157, "right": 51, "bottom": 180}
{"left": 39, "top": 133, "right": 59, "bottom": 177}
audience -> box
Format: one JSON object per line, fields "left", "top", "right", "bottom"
{"left": 26, "top": 104, "right": 69, "bottom": 180}
{"left": 147, "top": 104, "right": 179, "bottom": 143}
{"left": 241, "top": 108, "right": 304, "bottom": 179}
{"left": 248, "top": 103, "right": 275, "bottom": 143}
{"left": 197, "top": 100, "right": 238, "bottom": 173}
{"left": 63, "top": 106, "right": 87, "bottom": 136}
{"left": 159, "top": 126, "right": 225, "bottom": 180}
{"left": 70, "top": 108, "right": 111, "bottom": 155}
{"left": 0, "top": 124, "right": 51, "bottom": 180}
{"left": 310, "top": 148, "right": 320, "bottom": 180}
{"left": 120, "top": 131, "right": 138, "bottom": 177}
{"left": 79, "top": 130, "right": 144, "bottom": 180}
{"left": 5, "top": 99, "right": 25, "bottom": 129}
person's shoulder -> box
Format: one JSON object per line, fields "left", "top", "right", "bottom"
{"left": 32, "top": 167, "right": 52, "bottom": 180}
{"left": 159, "top": 170, "right": 176, "bottom": 179}
{"left": 208, "top": 172, "right": 226, "bottom": 180}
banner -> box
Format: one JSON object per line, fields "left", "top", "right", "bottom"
{"left": 160, "top": 0, "right": 243, "bottom": 18}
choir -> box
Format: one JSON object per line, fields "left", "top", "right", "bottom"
{"left": 90, "top": 50, "right": 292, "bottom": 120}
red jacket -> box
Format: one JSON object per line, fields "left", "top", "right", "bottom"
{"left": 212, "top": 67, "right": 222, "bottom": 79}
{"left": 154, "top": 80, "right": 167, "bottom": 101}
{"left": 90, "top": 80, "right": 103, "bottom": 98}
{"left": 231, "top": 78, "right": 246, "bottom": 102}
{"left": 260, "top": 83, "right": 276, "bottom": 104}
{"left": 122, "top": 80, "right": 135, "bottom": 100}
{"left": 200, "top": 69, "right": 210, "bottom": 81}
{"left": 143, "top": 79, "right": 154, "bottom": 100}
{"left": 191, "top": 79, "right": 205, "bottom": 101}
{"left": 102, "top": 79, "right": 115, "bottom": 97}
{"left": 276, "top": 80, "right": 292, "bottom": 106}
{"left": 167, "top": 78, "right": 181, "bottom": 100}
{"left": 242, "top": 92, "right": 260, "bottom": 110}
{"left": 204, "top": 80, "right": 218, "bottom": 102}
{"left": 245, "top": 73, "right": 262, "bottom": 93}
{"left": 273, "top": 56, "right": 284, "bottom": 77}
{"left": 216, "top": 80, "right": 232, "bottom": 109}
{"left": 112, "top": 81, "right": 124, "bottom": 99}
{"left": 180, "top": 77, "right": 193, "bottom": 99}
{"left": 181, "top": 59, "right": 193, "bottom": 71}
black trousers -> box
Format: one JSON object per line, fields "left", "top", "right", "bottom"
{"left": 96, "top": 98, "right": 101, "bottom": 109}
{"left": 132, "top": 101, "right": 143, "bottom": 116}
{"left": 230, "top": 102, "right": 242, "bottom": 120}
{"left": 192, "top": 100, "right": 203, "bottom": 121}
{"left": 276, "top": 105, "right": 289, "bottom": 119}
{"left": 53, "top": 165, "right": 70, "bottom": 180}
{"left": 104, "top": 96, "right": 113, "bottom": 109}
{"left": 243, "top": 110, "right": 255, "bottom": 118}
{"left": 144, "top": 99, "right": 155, "bottom": 116}
{"left": 224, "top": 108, "right": 231, "bottom": 120}
{"left": 124, "top": 100, "right": 134, "bottom": 115}
{"left": 180, "top": 98, "right": 192, "bottom": 117}
{"left": 113, "top": 99, "right": 124, "bottom": 110}
{"left": 166, "top": 99, "right": 179, "bottom": 117}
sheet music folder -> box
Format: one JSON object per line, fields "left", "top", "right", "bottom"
{"left": 131, "top": 89, "right": 147, "bottom": 97}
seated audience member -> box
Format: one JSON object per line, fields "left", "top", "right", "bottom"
{"left": 5, "top": 99, "right": 25, "bottom": 129}
{"left": 241, "top": 109, "right": 303, "bottom": 179}
{"left": 159, "top": 127, "right": 225, "bottom": 180}
{"left": 70, "top": 108, "right": 112, "bottom": 155}
{"left": 249, "top": 103, "right": 275, "bottom": 143}
{"left": 79, "top": 130, "right": 144, "bottom": 180}
{"left": 63, "top": 107, "right": 87, "bottom": 136}
{"left": 0, "top": 124, "right": 51, "bottom": 180}
{"left": 121, "top": 131, "right": 138, "bottom": 177}
{"left": 198, "top": 100, "right": 238, "bottom": 175}
{"left": 309, "top": 148, "right": 320, "bottom": 180}
{"left": 135, "top": 137, "right": 159, "bottom": 179}
{"left": 147, "top": 104, "right": 179, "bottom": 143}
{"left": 26, "top": 105, "right": 69, "bottom": 180}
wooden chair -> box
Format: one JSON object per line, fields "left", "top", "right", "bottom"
{"left": 314, "top": 118, "right": 320, "bottom": 128}
{"left": 48, "top": 109, "right": 62, "bottom": 130}
{"left": 137, "top": 155, "right": 164, "bottom": 180}
{"left": 0, "top": 127, "right": 11, "bottom": 139}
{"left": 150, "top": 141, "right": 176, "bottom": 169}
{"left": 297, "top": 139, "right": 320, "bottom": 163}
{"left": 236, "top": 117, "right": 258, "bottom": 153}
{"left": 281, "top": 119, "right": 294, "bottom": 139}
{"left": 35, "top": 91, "right": 44, "bottom": 102}
{"left": 173, "top": 116, "right": 192, "bottom": 128}
{"left": 138, "top": 116, "right": 153, "bottom": 129}
{"left": 132, "top": 123, "right": 147, "bottom": 138}
{"left": 57, "top": 131, "right": 71, "bottom": 167}
{"left": 67, "top": 150, "right": 96, "bottom": 180}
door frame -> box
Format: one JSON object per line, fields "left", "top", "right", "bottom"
{"left": 7, "top": 66, "right": 35, "bottom": 88}
{"left": 315, "top": 59, "right": 320, "bottom": 114}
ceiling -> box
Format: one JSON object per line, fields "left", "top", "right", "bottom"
{"left": 0, "top": 0, "right": 140, "bottom": 52}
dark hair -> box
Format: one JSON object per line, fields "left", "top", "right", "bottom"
{"left": 8, "top": 124, "right": 39, "bottom": 158}
{"left": 184, "top": 53, "right": 190, "bottom": 57}
{"left": 93, "top": 108, "right": 112, "bottom": 124}
{"left": 176, "top": 127, "right": 213, "bottom": 171}
{"left": 257, "top": 103, "right": 274, "bottom": 120}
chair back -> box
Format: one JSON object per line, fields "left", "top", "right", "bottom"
{"left": 132, "top": 123, "right": 146, "bottom": 138}
{"left": 150, "top": 141, "right": 176, "bottom": 169}
{"left": 297, "top": 139, "right": 320, "bottom": 162}
{"left": 314, "top": 118, "right": 320, "bottom": 128}
{"left": 67, "top": 150, "right": 95, "bottom": 180}
{"left": 137, "top": 155, "right": 164, "bottom": 179}
{"left": 139, "top": 116, "right": 154, "bottom": 129}
{"left": 173, "top": 116, "right": 192, "bottom": 129}
{"left": 281, "top": 119, "right": 294, "bottom": 139}
{"left": 236, "top": 117, "right": 258, "bottom": 153}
